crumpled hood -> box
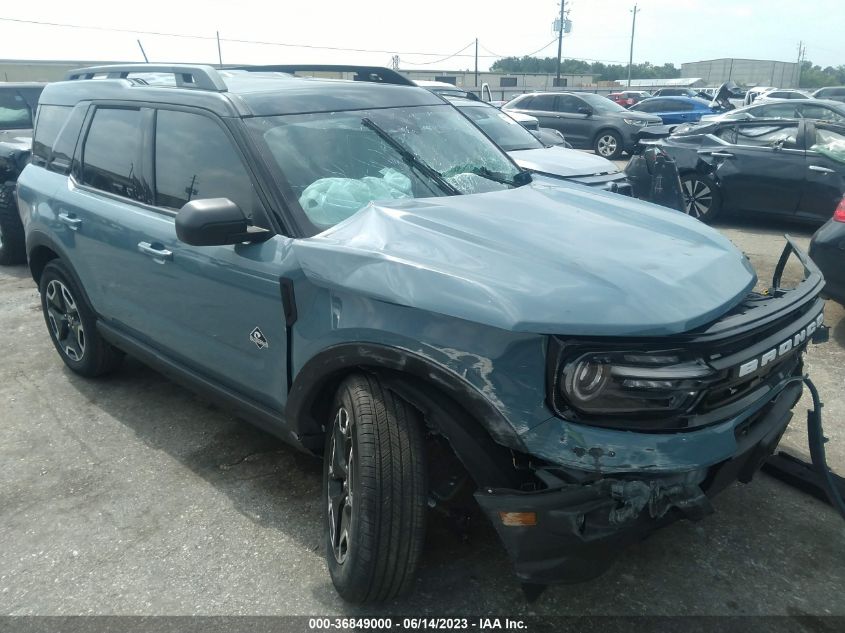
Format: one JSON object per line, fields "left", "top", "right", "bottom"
{"left": 293, "top": 182, "right": 756, "bottom": 336}
{"left": 509, "top": 146, "right": 619, "bottom": 178}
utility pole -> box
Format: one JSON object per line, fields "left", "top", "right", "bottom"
{"left": 796, "top": 41, "right": 805, "bottom": 88}
{"left": 216, "top": 31, "right": 223, "bottom": 68}
{"left": 475, "top": 38, "right": 479, "bottom": 89}
{"left": 627, "top": 4, "right": 639, "bottom": 88}
{"left": 556, "top": 1, "right": 565, "bottom": 86}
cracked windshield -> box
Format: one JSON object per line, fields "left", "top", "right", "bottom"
{"left": 249, "top": 105, "right": 522, "bottom": 229}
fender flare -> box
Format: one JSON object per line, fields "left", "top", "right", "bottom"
{"left": 286, "top": 343, "right": 530, "bottom": 487}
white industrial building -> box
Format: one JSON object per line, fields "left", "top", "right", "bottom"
{"left": 681, "top": 58, "right": 800, "bottom": 88}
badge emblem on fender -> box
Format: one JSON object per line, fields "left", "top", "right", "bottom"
{"left": 250, "top": 327, "right": 269, "bottom": 350}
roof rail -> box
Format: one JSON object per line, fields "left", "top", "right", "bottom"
{"left": 64, "top": 64, "right": 228, "bottom": 92}
{"left": 230, "top": 64, "right": 414, "bottom": 87}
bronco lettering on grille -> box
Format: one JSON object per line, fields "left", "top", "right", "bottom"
{"left": 737, "top": 312, "right": 824, "bottom": 378}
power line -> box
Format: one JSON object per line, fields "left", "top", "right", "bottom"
{"left": 0, "top": 16, "right": 629, "bottom": 66}
{"left": 401, "top": 41, "right": 476, "bottom": 66}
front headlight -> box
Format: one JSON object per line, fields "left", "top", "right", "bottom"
{"left": 556, "top": 349, "right": 715, "bottom": 419}
{"left": 623, "top": 118, "right": 647, "bottom": 126}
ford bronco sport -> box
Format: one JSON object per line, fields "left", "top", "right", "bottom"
{"left": 17, "top": 64, "right": 827, "bottom": 603}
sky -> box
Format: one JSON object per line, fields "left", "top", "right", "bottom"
{"left": 0, "top": 0, "right": 841, "bottom": 72}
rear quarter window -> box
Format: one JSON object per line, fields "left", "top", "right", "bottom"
{"left": 32, "top": 105, "right": 73, "bottom": 166}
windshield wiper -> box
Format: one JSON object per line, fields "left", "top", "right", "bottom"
{"left": 360, "top": 117, "right": 460, "bottom": 196}
{"left": 447, "top": 164, "right": 532, "bottom": 188}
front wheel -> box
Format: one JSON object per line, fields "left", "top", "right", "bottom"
{"left": 324, "top": 374, "right": 427, "bottom": 603}
{"left": 680, "top": 174, "right": 722, "bottom": 223}
{"left": 594, "top": 130, "right": 624, "bottom": 159}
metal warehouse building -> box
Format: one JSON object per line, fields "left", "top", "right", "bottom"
{"left": 681, "top": 58, "right": 799, "bottom": 88}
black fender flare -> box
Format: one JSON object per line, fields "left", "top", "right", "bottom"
{"left": 25, "top": 230, "right": 98, "bottom": 311}
{"left": 286, "top": 343, "right": 530, "bottom": 488}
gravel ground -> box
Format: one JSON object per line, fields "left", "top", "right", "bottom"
{"left": 0, "top": 210, "right": 843, "bottom": 618}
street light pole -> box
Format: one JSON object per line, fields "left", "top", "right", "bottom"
{"left": 627, "top": 4, "right": 639, "bottom": 88}
{"left": 556, "top": 0, "right": 565, "bottom": 86}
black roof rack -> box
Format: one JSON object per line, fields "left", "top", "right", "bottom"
{"left": 64, "top": 64, "right": 227, "bottom": 92}
{"left": 230, "top": 64, "right": 414, "bottom": 87}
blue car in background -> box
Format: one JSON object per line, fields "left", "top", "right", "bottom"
{"left": 629, "top": 96, "right": 716, "bottom": 125}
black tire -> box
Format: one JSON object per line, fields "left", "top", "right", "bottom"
{"left": 0, "top": 201, "right": 26, "bottom": 266}
{"left": 323, "top": 373, "right": 427, "bottom": 603}
{"left": 594, "top": 129, "right": 624, "bottom": 159}
{"left": 39, "top": 260, "right": 123, "bottom": 377}
{"left": 680, "top": 173, "right": 723, "bottom": 223}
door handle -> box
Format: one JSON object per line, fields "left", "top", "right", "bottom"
{"left": 138, "top": 241, "right": 173, "bottom": 264}
{"left": 808, "top": 165, "right": 835, "bottom": 174}
{"left": 58, "top": 213, "right": 82, "bottom": 230}
{"left": 710, "top": 152, "right": 735, "bottom": 159}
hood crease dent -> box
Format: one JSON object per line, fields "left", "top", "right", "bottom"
{"left": 292, "top": 183, "right": 756, "bottom": 337}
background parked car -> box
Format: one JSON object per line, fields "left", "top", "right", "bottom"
{"left": 448, "top": 97, "right": 632, "bottom": 195}
{"left": 700, "top": 98, "right": 845, "bottom": 124}
{"left": 812, "top": 86, "right": 845, "bottom": 103}
{"left": 743, "top": 86, "right": 776, "bottom": 106}
{"left": 755, "top": 89, "right": 812, "bottom": 102}
{"left": 629, "top": 96, "right": 717, "bottom": 125}
{"left": 0, "top": 82, "right": 45, "bottom": 265}
{"left": 503, "top": 91, "right": 661, "bottom": 159}
{"left": 656, "top": 118, "right": 845, "bottom": 223}
{"left": 651, "top": 88, "right": 700, "bottom": 98}
{"left": 607, "top": 90, "right": 651, "bottom": 108}
{"left": 809, "top": 195, "right": 845, "bottom": 305}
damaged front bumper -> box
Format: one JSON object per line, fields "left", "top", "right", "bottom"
{"left": 475, "top": 380, "right": 802, "bottom": 585}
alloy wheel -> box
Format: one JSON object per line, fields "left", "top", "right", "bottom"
{"left": 327, "top": 406, "right": 354, "bottom": 564}
{"left": 682, "top": 179, "right": 713, "bottom": 218}
{"left": 45, "top": 279, "right": 86, "bottom": 361}
{"left": 596, "top": 134, "right": 618, "bottom": 157}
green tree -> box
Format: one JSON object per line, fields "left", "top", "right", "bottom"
{"left": 799, "top": 61, "right": 845, "bottom": 89}
{"left": 490, "top": 57, "right": 681, "bottom": 82}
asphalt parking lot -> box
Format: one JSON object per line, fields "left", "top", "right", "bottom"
{"left": 1, "top": 204, "right": 844, "bottom": 617}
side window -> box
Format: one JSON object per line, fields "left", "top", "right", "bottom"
{"left": 512, "top": 96, "right": 533, "bottom": 109}
{"left": 674, "top": 100, "right": 695, "bottom": 112}
{"left": 81, "top": 107, "right": 145, "bottom": 201}
{"left": 154, "top": 109, "right": 263, "bottom": 222}
{"left": 636, "top": 99, "right": 661, "bottom": 113}
{"left": 758, "top": 103, "right": 797, "bottom": 119}
{"left": 799, "top": 105, "right": 845, "bottom": 123}
{"left": 529, "top": 94, "right": 556, "bottom": 111}
{"left": 556, "top": 95, "right": 582, "bottom": 114}
{"left": 719, "top": 124, "right": 800, "bottom": 148}
{"left": 0, "top": 89, "right": 34, "bottom": 130}
{"left": 32, "top": 105, "right": 72, "bottom": 165}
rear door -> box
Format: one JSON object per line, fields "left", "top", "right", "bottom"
{"left": 552, "top": 94, "right": 594, "bottom": 147}
{"left": 800, "top": 122, "right": 845, "bottom": 220}
{"left": 659, "top": 98, "right": 696, "bottom": 125}
{"left": 705, "top": 121, "right": 805, "bottom": 215}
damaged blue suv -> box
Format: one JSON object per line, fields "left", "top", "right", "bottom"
{"left": 17, "top": 64, "right": 827, "bottom": 603}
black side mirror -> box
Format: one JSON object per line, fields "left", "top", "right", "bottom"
{"left": 577, "top": 106, "right": 593, "bottom": 116}
{"left": 175, "top": 198, "right": 271, "bottom": 246}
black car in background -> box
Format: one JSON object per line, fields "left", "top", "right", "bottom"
{"left": 809, "top": 196, "right": 845, "bottom": 304}
{"left": 0, "top": 82, "right": 46, "bottom": 264}
{"left": 655, "top": 118, "right": 845, "bottom": 223}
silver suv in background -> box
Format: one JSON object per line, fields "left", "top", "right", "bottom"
{"left": 503, "top": 92, "right": 661, "bottom": 159}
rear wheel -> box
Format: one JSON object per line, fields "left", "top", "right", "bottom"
{"left": 594, "top": 130, "right": 624, "bottom": 159}
{"left": 680, "top": 174, "right": 722, "bottom": 223}
{"left": 39, "top": 260, "right": 123, "bottom": 377}
{"left": 324, "top": 374, "right": 427, "bottom": 603}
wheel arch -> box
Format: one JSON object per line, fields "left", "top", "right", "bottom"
{"left": 286, "top": 344, "right": 530, "bottom": 488}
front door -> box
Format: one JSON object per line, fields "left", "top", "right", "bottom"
{"left": 707, "top": 121, "right": 805, "bottom": 215}
{"left": 67, "top": 104, "right": 291, "bottom": 412}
